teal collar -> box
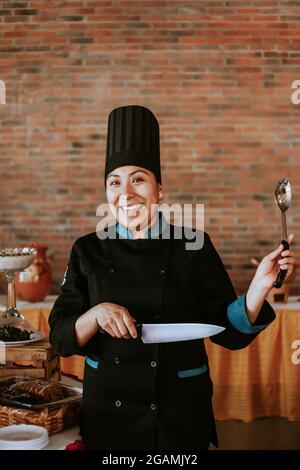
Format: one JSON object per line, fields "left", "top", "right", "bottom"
{"left": 116, "top": 212, "right": 167, "bottom": 239}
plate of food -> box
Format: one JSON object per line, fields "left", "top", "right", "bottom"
{"left": 0, "top": 318, "right": 45, "bottom": 347}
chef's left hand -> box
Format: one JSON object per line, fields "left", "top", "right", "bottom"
{"left": 253, "top": 234, "right": 296, "bottom": 291}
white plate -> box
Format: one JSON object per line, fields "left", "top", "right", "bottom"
{"left": 0, "top": 424, "right": 49, "bottom": 450}
{"left": 0, "top": 438, "right": 49, "bottom": 449}
{"left": 1, "top": 331, "right": 45, "bottom": 347}
{"left": 0, "top": 438, "right": 49, "bottom": 450}
{"left": 0, "top": 437, "right": 49, "bottom": 446}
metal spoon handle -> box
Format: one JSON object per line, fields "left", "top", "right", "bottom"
{"left": 273, "top": 239, "right": 289, "bottom": 289}
{"left": 281, "top": 212, "right": 288, "bottom": 240}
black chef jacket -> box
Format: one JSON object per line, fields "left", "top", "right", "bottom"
{"left": 49, "top": 224, "right": 275, "bottom": 450}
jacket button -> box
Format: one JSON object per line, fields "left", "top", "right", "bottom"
{"left": 150, "top": 403, "right": 156, "bottom": 411}
{"left": 151, "top": 361, "right": 157, "bottom": 368}
{"left": 160, "top": 268, "right": 166, "bottom": 276}
{"left": 114, "top": 357, "right": 120, "bottom": 365}
{"left": 108, "top": 268, "right": 115, "bottom": 275}
{"left": 115, "top": 400, "right": 122, "bottom": 407}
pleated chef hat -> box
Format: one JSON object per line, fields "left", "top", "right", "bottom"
{"left": 104, "top": 105, "right": 161, "bottom": 185}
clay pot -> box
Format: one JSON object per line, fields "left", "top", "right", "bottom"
{"left": 15, "top": 243, "right": 52, "bottom": 302}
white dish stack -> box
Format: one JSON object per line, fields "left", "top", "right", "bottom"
{"left": 0, "top": 424, "right": 49, "bottom": 450}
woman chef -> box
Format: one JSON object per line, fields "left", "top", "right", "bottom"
{"left": 49, "top": 105, "right": 295, "bottom": 450}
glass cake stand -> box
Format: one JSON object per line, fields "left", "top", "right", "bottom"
{"left": 0, "top": 248, "right": 45, "bottom": 345}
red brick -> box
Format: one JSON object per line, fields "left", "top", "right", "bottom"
{"left": 0, "top": 1, "right": 299, "bottom": 295}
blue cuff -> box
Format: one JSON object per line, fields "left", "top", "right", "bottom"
{"left": 85, "top": 356, "right": 100, "bottom": 369}
{"left": 227, "top": 294, "right": 269, "bottom": 335}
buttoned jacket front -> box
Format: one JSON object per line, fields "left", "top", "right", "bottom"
{"left": 49, "top": 224, "right": 275, "bottom": 450}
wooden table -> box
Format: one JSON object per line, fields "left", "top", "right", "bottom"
{"left": 1, "top": 295, "right": 299, "bottom": 422}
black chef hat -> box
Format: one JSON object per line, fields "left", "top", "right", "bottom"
{"left": 105, "top": 105, "right": 161, "bottom": 185}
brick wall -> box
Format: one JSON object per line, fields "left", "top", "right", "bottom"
{"left": 0, "top": 0, "right": 300, "bottom": 295}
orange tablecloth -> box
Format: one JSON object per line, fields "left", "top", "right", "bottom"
{"left": 205, "top": 309, "right": 300, "bottom": 421}
{"left": 18, "top": 306, "right": 300, "bottom": 422}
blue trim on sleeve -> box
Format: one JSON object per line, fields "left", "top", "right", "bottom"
{"left": 227, "top": 294, "right": 269, "bottom": 335}
{"left": 178, "top": 364, "right": 208, "bottom": 378}
{"left": 85, "top": 356, "right": 100, "bottom": 369}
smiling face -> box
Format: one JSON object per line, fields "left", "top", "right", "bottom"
{"left": 106, "top": 165, "right": 163, "bottom": 234}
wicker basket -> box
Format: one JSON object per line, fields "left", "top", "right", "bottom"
{"left": 0, "top": 399, "right": 82, "bottom": 435}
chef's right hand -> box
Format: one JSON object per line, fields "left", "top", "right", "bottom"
{"left": 92, "top": 302, "right": 138, "bottom": 339}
